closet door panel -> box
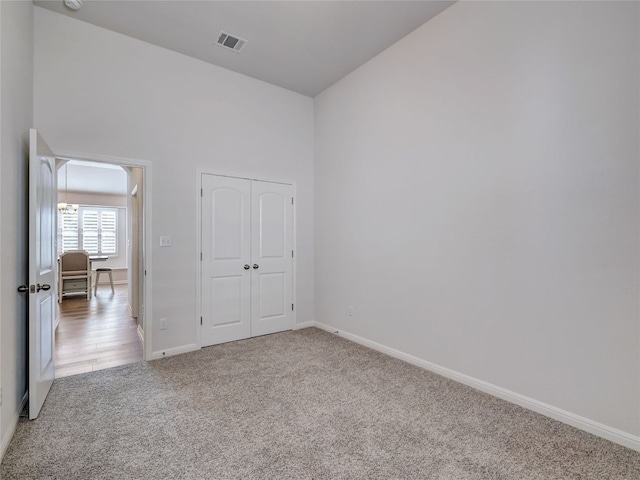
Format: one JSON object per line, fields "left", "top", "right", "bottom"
{"left": 251, "top": 181, "right": 294, "bottom": 337}
{"left": 201, "top": 175, "right": 251, "bottom": 346}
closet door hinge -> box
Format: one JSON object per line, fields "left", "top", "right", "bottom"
{"left": 292, "top": 303, "right": 294, "bottom": 311}
{"left": 200, "top": 252, "right": 203, "bottom": 261}
{"left": 291, "top": 197, "right": 294, "bottom": 205}
{"left": 200, "top": 316, "right": 203, "bottom": 325}
{"left": 201, "top": 188, "right": 203, "bottom": 197}
{"left": 291, "top": 250, "right": 294, "bottom": 258}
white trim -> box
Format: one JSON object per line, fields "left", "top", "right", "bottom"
{"left": 152, "top": 344, "right": 199, "bottom": 360}
{"left": 313, "top": 321, "right": 640, "bottom": 453}
{"left": 195, "top": 170, "right": 202, "bottom": 349}
{"left": 1, "top": 392, "right": 28, "bottom": 462}
{"left": 293, "top": 321, "right": 315, "bottom": 330}
{"left": 291, "top": 181, "right": 297, "bottom": 332}
{"left": 53, "top": 150, "right": 153, "bottom": 362}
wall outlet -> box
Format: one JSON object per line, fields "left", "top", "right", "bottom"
{"left": 159, "top": 318, "right": 167, "bottom": 330}
{"left": 348, "top": 306, "right": 354, "bottom": 317}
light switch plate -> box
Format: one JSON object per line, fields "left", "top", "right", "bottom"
{"left": 160, "top": 236, "right": 172, "bottom": 247}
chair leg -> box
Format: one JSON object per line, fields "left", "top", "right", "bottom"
{"left": 108, "top": 271, "right": 114, "bottom": 294}
{"left": 94, "top": 271, "right": 100, "bottom": 296}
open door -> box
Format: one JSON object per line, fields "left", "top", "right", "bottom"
{"left": 28, "top": 129, "right": 57, "bottom": 419}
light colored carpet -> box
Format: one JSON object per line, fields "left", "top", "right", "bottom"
{"left": 2, "top": 328, "right": 639, "bottom": 479}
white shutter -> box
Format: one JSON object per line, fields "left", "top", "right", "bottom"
{"left": 82, "top": 209, "right": 99, "bottom": 254}
{"left": 100, "top": 210, "right": 117, "bottom": 254}
{"left": 59, "top": 207, "right": 118, "bottom": 256}
{"left": 60, "top": 211, "right": 79, "bottom": 252}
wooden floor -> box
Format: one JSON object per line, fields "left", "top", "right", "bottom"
{"left": 55, "top": 283, "right": 143, "bottom": 378}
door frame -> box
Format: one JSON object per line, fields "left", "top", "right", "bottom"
{"left": 196, "top": 170, "right": 297, "bottom": 348}
{"left": 54, "top": 150, "right": 153, "bottom": 361}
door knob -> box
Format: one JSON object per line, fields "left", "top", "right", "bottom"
{"left": 37, "top": 284, "right": 51, "bottom": 292}
{"left": 252, "top": 264, "right": 259, "bottom": 269}
{"left": 243, "top": 264, "right": 250, "bottom": 270}
{"left": 17, "top": 285, "right": 29, "bottom": 293}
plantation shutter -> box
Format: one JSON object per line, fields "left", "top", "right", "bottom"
{"left": 60, "top": 211, "right": 79, "bottom": 252}
{"left": 59, "top": 207, "right": 119, "bottom": 256}
{"left": 100, "top": 210, "right": 117, "bottom": 254}
{"left": 82, "top": 209, "right": 100, "bottom": 254}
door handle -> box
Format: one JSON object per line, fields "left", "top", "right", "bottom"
{"left": 37, "top": 284, "right": 51, "bottom": 292}
{"left": 252, "top": 264, "right": 259, "bottom": 269}
{"left": 243, "top": 264, "right": 250, "bottom": 270}
{"left": 17, "top": 285, "right": 29, "bottom": 293}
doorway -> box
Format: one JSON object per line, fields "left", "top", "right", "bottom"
{"left": 54, "top": 159, "right": 147, "bottom": 377}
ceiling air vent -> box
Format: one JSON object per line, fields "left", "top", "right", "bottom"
{"left": 216, "top": 31, "right": 247, "bottom": 53}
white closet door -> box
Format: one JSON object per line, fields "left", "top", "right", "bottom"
{"left": 250, "top": 181, "right": 294, "bottom": 337}
{"left": 201, "top": 175, "right": 251, "bottom": 346}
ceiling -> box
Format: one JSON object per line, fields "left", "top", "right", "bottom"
{"left": 33, "top": 0, "right": 455, "bottom": 97}
{"left": 58, "top": 160, "right": 128, "bottom": 196}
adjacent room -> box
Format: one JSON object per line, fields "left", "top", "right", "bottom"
{"left": 55, "top": 160, "right": 144, "bottom": 377}
{"left": 0, "top": 0, "right": 638, "bottom": 478}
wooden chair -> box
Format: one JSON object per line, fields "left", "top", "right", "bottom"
{"left": 58, "top": 250, "right": 91, "bottom": 302}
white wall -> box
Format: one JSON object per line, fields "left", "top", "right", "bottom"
{"left": 315, "top": 1, "right": 639, "bottom": 438}
{"left": 34, "top": 7, "right": 315, "bottom": 355}
{"left": 0, "top": 0, "right": 32, "bottom": 458}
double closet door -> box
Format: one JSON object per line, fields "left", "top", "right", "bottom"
{"left": 201, "top": 174, "right": 294, "bottom": 346}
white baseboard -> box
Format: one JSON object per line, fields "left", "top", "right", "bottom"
{"left": 293, "top": 321, "right": 315, "bottom": 330}
{"left": 313, "top": 321, "right": 640, "bottom": 453}
{"left": 152, "top": 343, "right": 199, "bottom": 360}
{"left": 1, "top": 391, "right": 28, "bottom": 462}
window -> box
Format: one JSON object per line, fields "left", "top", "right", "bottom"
{"left": 58, "top": 207, "right": 118, "bottom": 256}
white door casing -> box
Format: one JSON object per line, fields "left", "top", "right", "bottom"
{"left": 201, "top": 175, "right": 252, "bottom": 346}
{"left": 250, "top": 181, "right": 294, "bottom": 337}
{"left": 200, "top": 174, "right": 294, "bottom": 347}
{"left": 28, "top": 129, "right": 57, "bottom": 419}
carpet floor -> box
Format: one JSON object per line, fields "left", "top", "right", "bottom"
{"left": 2, "top": 328, "right": 639, "bottom": 479}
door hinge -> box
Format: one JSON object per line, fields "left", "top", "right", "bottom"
{"left": 291, "top": 197, "right": 294, "bottom": 205}
{"left": 292, "top": 303, "right": 294, "bottom": 311}
{"left": 200, "top": 316, "right": 203, "bottom": 325}
{"left": 200, "top": 252, "right": 203, "bottom": 261}
{"left": 201, "top": 188, "right": 203, "bottom": 197}
{"left": 291, "top": 250, "right": 294, "bottom": 258}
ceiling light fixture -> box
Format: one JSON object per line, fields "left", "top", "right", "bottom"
{"left": 58, "top": 163, "right": 79, "bottom": 215}
{"left": 63, "top": 0, "right": 83, "bottom": 11}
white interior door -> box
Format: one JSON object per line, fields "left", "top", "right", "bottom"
{"left": 201, "top": 175, "right": 251, "bottom": 346}
{"left": 28, "top": 129, "right": 57, "bottom": 419}
{"left": 250, "top": 181, "right": 294, "bottom": 337}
